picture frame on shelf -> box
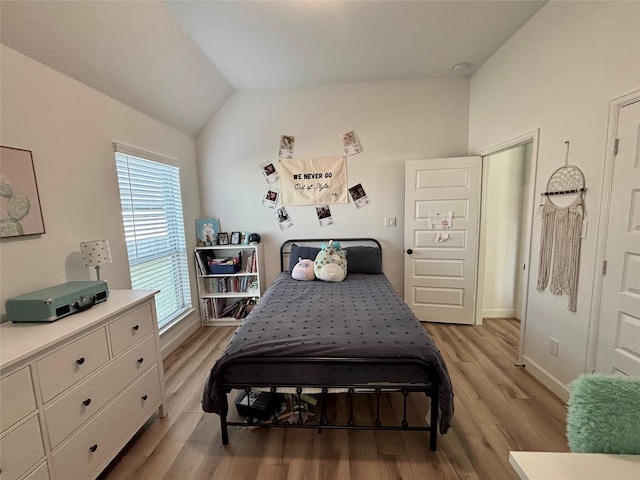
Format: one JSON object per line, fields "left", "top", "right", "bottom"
{"left": 218, "top": 232, "right": 229, "bottom": 245}
{"left": 196, "top": 218, "right": 220, "bottom": 246}
{"left": 230, "top": 231, "right": 241, "bottom": 245}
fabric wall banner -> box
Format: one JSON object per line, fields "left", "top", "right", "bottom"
{"left": 279, "top": 156, "right": 349, "bottom": 206}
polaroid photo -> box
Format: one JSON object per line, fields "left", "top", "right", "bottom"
{"left": 276, "top": 206, "right": 294, "bottom": 231}
{"left": 348, "top": 183, "right": 370, "bottom": 209}
{"left": 340, "top": 130, "right": 362, "bottom": 156}
{"left": 279, "top": 135, "right": 295, "bottom": 159}
{"left": 260, "top": 160, "right": 279, "bottom": 184}
{"left": 315, "top": 205, "right": 334, "bottom": 227}
{"left": 262, "top": 186, "right": 279, "bottom": 209}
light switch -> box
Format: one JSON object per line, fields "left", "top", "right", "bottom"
{"left": 384, "top": 216, "right": 396, "bottom": 227}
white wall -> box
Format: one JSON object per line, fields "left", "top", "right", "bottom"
{"left": 196, "top": 78, "right": 470, "bottom": 293}
{"left": 469, "top": 1, "right": 640, "bottom": 398}
{"left": 482, "top": 146, "right": 527, "bottom": 318}
{"left": 0, "top": 45, "right": 202, "bottom": 355}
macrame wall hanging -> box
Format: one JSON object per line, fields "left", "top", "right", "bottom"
{"left": 537, "top": 141, "right": 586, "bottom": 312}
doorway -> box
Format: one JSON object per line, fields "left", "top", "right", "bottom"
{"left": 477, "top": 131, "right": 539, "bottom": 364}
{"left": 589, "top": 91, "right": 640, "bottom": 375}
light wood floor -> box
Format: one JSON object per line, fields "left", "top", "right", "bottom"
{"left": 98, "top": 319, "right": 568, "bottom": 480}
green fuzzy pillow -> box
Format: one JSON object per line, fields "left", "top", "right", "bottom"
{"left": 567, "top": 373, "right": 640, "bottom": 454}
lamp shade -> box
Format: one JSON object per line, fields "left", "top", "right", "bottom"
{"left": 80, "top": 240, "right": 112, "bottom": 267}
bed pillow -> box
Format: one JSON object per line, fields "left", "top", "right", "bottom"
{"left": 344, "top": 246, "right": 382, "bottom": 274}
{"left": 288, "top": 244, "right": 321, "bottom": 272}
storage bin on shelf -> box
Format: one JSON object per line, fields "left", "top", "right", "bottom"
{"left": 209, "top": 263, "right": 241, "bottom": 275}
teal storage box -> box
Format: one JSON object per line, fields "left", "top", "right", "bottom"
{"left": 6, "top": 281, "right": 109, "bottom": 322}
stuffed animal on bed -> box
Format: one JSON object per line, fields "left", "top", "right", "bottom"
{"left": 314, "top": 240, "right": 347, "bottom": 282}
{"left": 291, "top": 257, "right": 315, "bottom": 281}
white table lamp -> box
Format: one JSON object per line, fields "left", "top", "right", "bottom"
{"left": 80, "top": 240, "right": 112, "bottom": 281}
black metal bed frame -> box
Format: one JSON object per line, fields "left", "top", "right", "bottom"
{"left": 218, "top": 357, "right": 440, "bottom": 451}
{"left": 279, "top": 237, "right": 382, "bottom": 272}
{"left": 216, "top": 238, "right": 441, "bottom": 451}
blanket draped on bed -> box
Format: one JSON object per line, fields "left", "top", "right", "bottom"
{"left": 202, "top": 273, "right": 454, "bottom": 434}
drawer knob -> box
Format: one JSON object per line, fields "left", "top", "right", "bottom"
{"left": 137, "top": 357, "right": 144, "bottom": 364}
{"left": 76, "top": 357, "right": 85, "bottom": 365}
{"left": 89, "top": 444, "right": 98, "bottom": 453}
{"left": 142, "top": 394, "right": 148, "bottom": 401}
{"left": 133, "top": 324, "right": 140, "bottom": 331}
{"left": 83, "top": 398, "right": 92, "bottom": 407}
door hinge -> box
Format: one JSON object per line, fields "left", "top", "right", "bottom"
{"left": 613, "top": 138, "right": 619, "bottom": 156}
{"left": 602, "top": 260, "right": 608, "bottom": 275}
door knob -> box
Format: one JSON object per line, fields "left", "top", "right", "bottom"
{"left": 406, "top": 249, "right": 413, "bottom": 255}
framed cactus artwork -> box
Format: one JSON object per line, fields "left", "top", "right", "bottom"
{"left": 0, "top": 146, "right": 45, "bottom": 238}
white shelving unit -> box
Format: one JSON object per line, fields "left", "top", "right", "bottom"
{"left": 194, "top": 244, "right": 265, "bottom": 326}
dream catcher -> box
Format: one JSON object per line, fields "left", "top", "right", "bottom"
{"left": 537, "top": 141, "right": 586, "bottom": 312}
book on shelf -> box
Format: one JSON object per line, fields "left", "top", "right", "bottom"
{"left": 203, "top": 297, "right": 258, "bottom": 320}
{"left": 245, "top": 251, "right": 254, "bottom": 273}
{"left": 217, "top": 298, "right": 256, "bottom": 319}
{"left": 213, "top": 298, "right": 225, "bottom": 318}
{"left": 242, "top": 250, "right": 258, "bottom": 273}
{"left": 195, "top": 251, "right": 206, "bottom": 275}
{"left": 201, "top": 298, "right": 214, "bottom": 322}
{"left": 204, "top": 277, "right": 254, "bottom": 294}
{"left": 195, "top": 250, "right": 217, "bottom": 275}
{"left": 220, "top": 299, "right": 240, "bottom": 318}
{"left": 234, "top": 298, "right": 255, "bottom": 319}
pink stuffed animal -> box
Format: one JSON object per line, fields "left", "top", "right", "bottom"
{"left": 291, "top": 257, "right": 315, "bottom": 281}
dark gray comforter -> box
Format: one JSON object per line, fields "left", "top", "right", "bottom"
{"left": 202, "top": 272, "right": 454, "bottom": 434}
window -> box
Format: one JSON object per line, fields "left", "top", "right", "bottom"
{"left": 115, "top": 145, "right": 191, "bottom": 329}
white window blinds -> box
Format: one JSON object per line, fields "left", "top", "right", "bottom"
{"left": 115, "top": 148, "right": 191, "bottom": 329}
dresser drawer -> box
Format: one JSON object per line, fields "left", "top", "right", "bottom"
{"left": 52, "top": 365, "right": 161, "bottom": 480}
{"left": 45, "top": 334, "right": 158, "bottom": 448}
{"left": 24, "top": 462, "right": 50, "bottom": 480}
{"left": 1, "top": 366, "right": 36, "bottom": 433}
{"left": 37, "top": 329, "right": 109, "bottom": 403}
{"left": 0, "top": 415, "right": 45, "bottom": 480}
{"left": 108, "top": 302, "right": 154, "bottom": 356}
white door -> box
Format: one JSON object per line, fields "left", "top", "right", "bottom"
{"left": 404, "top": 157, "right": 482, "bottom": 324}
{"left": 595, "top": 98, "right": 640, "bottom": 375}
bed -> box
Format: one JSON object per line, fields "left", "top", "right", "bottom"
{"left": 202, "top": 238, "right": 453, "bottom": 451}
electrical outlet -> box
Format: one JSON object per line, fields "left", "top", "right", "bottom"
{"left": 548, "top": 337, "right": 559, "bottom": 357}
{"left": 384, "top": 216, "right": 396, "bottom": 227}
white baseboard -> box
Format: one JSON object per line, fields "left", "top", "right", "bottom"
{"left": 522, "top": 355, "right": 570, "bottom": 403}
{"left": 160, "top": 314, "right": 201, "bottom": 360}
{"left": 482, "top": 308, "right": 516, "bottom": 318}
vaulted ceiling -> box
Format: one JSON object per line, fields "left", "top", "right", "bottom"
{"left": 1, "top": 1, "right": 546, "bottom": 137}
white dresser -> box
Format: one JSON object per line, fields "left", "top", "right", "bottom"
{"left": 0, "top": 290, "right": 167, "bottom": 480}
